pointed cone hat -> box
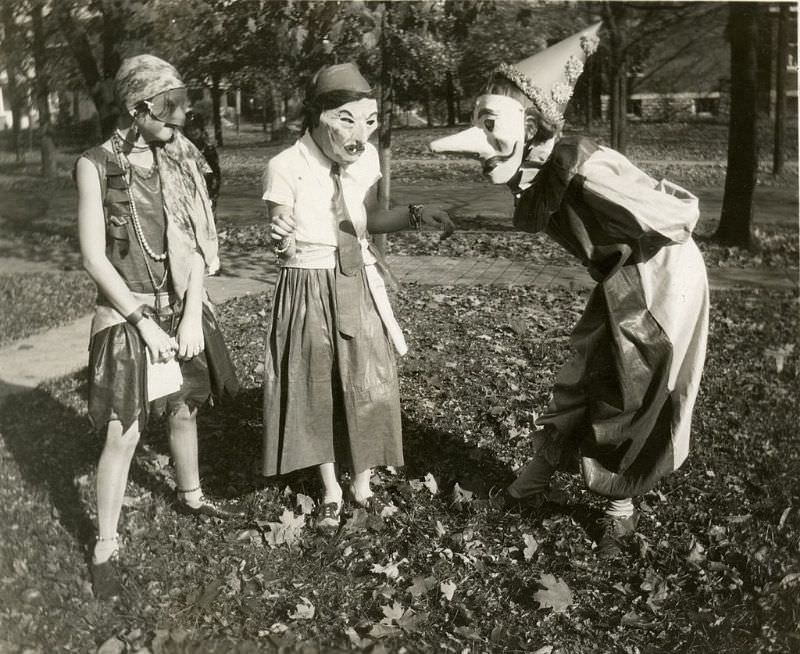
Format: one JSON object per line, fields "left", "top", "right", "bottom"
{"left": 496, "top": 21, "right": 601, "bottom": 125}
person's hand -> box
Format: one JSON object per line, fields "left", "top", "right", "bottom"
{"left": 421, "top": 206, "right": 455, "bottom": 239}
{"left": 270, "top": 210, "right": 296, "bottom": 258}
{"left": 138, "top": 318, "right": 178, "bottom": 363}
{"left": 176, "top": 314, "right": 205, "bottom": 360}
{"left": 270, "top": 211, "right": 295, "bottom": 241}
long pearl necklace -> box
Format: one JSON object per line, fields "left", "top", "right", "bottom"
{"left": 110, "top": 133, "right": 169, "bottom": 297}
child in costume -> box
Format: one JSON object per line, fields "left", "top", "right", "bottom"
{"left": 431, "top": 24, "right": 709, "bottom": 557}
{"left": 75, "top": 54, "right": 239, "bottom": 599}
{"left": 183, "top": 110, "right": 221, "bottom": 212}
{"left": 263, "top": 63, "right": 454, "bottom": 532}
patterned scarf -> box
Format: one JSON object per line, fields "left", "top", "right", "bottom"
{"left": 156, "top": 132, "right": 220, "bottom": 297}
{"left": 115, "top": 55, "right": 220, "bottom": 295}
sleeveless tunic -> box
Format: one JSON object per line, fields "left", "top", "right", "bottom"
{"left": 78, "top": 144, "right": 238, "bottom": 433}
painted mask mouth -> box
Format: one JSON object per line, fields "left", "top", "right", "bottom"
{"left": 481, "top": 143, "right": 518, "bottom": 174}
{"left": 344, "top": 143, "right": 365, "bottom": 156}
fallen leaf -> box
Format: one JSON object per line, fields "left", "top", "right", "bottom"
{"left": 380, "top": 503, "right": 399, "bottom": 518}
{"left": 453, "top": 625, "right": 480, "bottom": 639}
{"left": 295, "top": 493, "right": 315, "bottom": 515}
{"left": 153, "top": 453, "right": 171, "bottom": 469}
{"left": 288, "top": 597, "right": 315, "bottom": 621}
{"left": 686, "top": 541, "right": 706, "bottom": 565}
{"left": 369, "top": 623, "right": 400, "bottom": 639}
{"left": 398, "top": 609, "right": 426, "bottom": 632}
{"left": 440, "top": 580, "right": 457, "bottom": 601}
{"left": 778, "top": 507, "right": 791, "bottom": 529}
{"left": 408, "top": 575, "right": 437, "bottom": 598}
{"left": 195, "top": 579, "right": 223, "bottom": 610}
{"left": 96, "top": 636, "right": 125, "bottom": 654}
{"left": 372, "top": 558, "right": 407, "bottom": 580}
{"left": 423, "top": 473, "right": 439, "bottom": 495}
{"left": 265, "top": 509, "right": 305, "bottom": 547}
{"left": 523, "top": 534, "right": 539, "bottom": 561}
{"left": 345, "top": 508, "right": 369, "bottom": 532}
{"left": 380, "top": 601, "right": 405, "bottom": 625}
{"left": 621, "top": 610, "right": 656, "bottom": 628}
{"left": 452, "top": 483, "right": 474, "bottom": 504}
{"left": 533, "top": 573, "right": 572, "bottom": 613}
{"left": 345, "top": 627, "right": 373, "bottom": 650}
{"left": 236, "top": 529, "right": 261, "bottom": 543}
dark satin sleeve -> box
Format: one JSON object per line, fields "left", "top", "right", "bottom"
{"left": 512, "top": 137, "right": 600, "bottom": 234}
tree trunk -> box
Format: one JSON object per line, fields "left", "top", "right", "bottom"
{"left": 609, "top": 64, "right": 628, "bottom": 152}
{"left": 1, "top": 1, "right": 23, "bottom": 161}
{"left": 756, "top": 4, "right": 774, "bottom": 116}
{"left": 425, "top": 90, "right": 434, "bottom": 128}
{"left": 605, "top": 1, "right": 628, "bottom": 153}
{"left": 446, "top": 71, "right": 456, "bottom": 126}
{"left": 375, "top": 8, "right": 394, "bottom": 257}
{"left": 772, "top": 2, "right": 788, "bottom": 176}
{"left": 32, "top": 2, "right": 56, "bottom": 177}
{"left": 715, "top": 2, "right": 759, "bottom": 248}
{"left": 584, "top": 56, "right": 594, "bottom": 129}
{"left": 268, "top": 82, "right": 283, "bottom": 139}
{"left": 211, "top": 74, "right": 223, "bottom": 147}
{"left": 53, "top": 2, "right": 117, "bottom": 140}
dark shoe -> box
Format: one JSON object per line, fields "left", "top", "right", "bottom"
{"left": 175, "top": 495, "right": 240, "bottom": 520}
{"left": 91, "top": 553, "right": 123, "bottom": 601}
{"left": 315, "top": 501, "right": 342, "bottom": 533}
{"left": 595, "top": 511, "right": 639, "bottom": 559}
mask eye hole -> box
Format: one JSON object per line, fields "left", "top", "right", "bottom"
{"left": 483, "top": 118, "right": 495, "bottom": 132}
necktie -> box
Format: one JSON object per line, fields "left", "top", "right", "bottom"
{"left": 331, "top": 163, "right": 363, "bottom": 337}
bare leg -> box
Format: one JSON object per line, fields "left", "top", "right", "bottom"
{"left": 350, "top": 468, "right": 373, "bottom": 504}
{"left": 168, "top": 405, "right": 202, "bottom": 507}
{"left": 319, "top": 462, "right": 343, "bottom": 504}
{"left": 95, "top": 420, "right": 140, "bottom": 563}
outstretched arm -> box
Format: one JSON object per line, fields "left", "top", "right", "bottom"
{"left": 365, "top": 182, "right": 454, "bottom": 237}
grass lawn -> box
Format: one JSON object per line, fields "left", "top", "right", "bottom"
{"left": 0, "top": 285, "right": 798, "bottom": 653}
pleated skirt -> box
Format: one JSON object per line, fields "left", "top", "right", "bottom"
{"left": 262, "top": 266, "right": 403, "bottom": 477}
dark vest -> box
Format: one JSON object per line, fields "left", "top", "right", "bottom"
{"left": 81, "top": 145, "right": 170, "bottom": 295}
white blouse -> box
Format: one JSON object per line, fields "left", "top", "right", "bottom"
{"left": 262, "top": 131, "right": 381, "bottom": 269}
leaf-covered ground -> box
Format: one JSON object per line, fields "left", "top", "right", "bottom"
{"left": 0, "top": 272, "right": 96, "bottom": 347}
{"left": 1, "top": 285, "right": 798, "bottom": 653}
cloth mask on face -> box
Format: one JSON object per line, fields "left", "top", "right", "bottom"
{"left": 312, "top": 98, "right": 378, "bottom": 166}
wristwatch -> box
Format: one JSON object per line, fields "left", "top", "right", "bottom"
{"left": 408, "top": 204, "right": 424, "bottom": 230}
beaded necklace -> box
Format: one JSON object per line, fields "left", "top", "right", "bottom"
{"left": 114, "top": 128, "right": 151, "bottom": 153}
{"left": 110, "top": 133, "right": 169, "bottom": 300}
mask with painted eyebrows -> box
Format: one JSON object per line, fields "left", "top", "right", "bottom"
{"left": 430, "top": 94, "right": 527, "bottom": 184}
{"left": 471, "top": 94, "right": 527, "bottom": 184}
{"left": 312, "top": 98, "right": 379, "bottom": 165}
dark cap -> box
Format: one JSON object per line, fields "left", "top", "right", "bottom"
{"left": 309, "top": 63, "right": 371, "bottom": 98}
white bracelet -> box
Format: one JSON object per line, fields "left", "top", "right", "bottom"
{"left": 273, "top": 238, "right": 291, "bottom": 254}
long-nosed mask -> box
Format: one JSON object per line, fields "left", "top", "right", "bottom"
{"left": 431, "top": 94, "right": 528, "bottom": 185}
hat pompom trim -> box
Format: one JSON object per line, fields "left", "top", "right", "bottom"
{"left": 494, "top": 63, "right": 564, "bottom": 125}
